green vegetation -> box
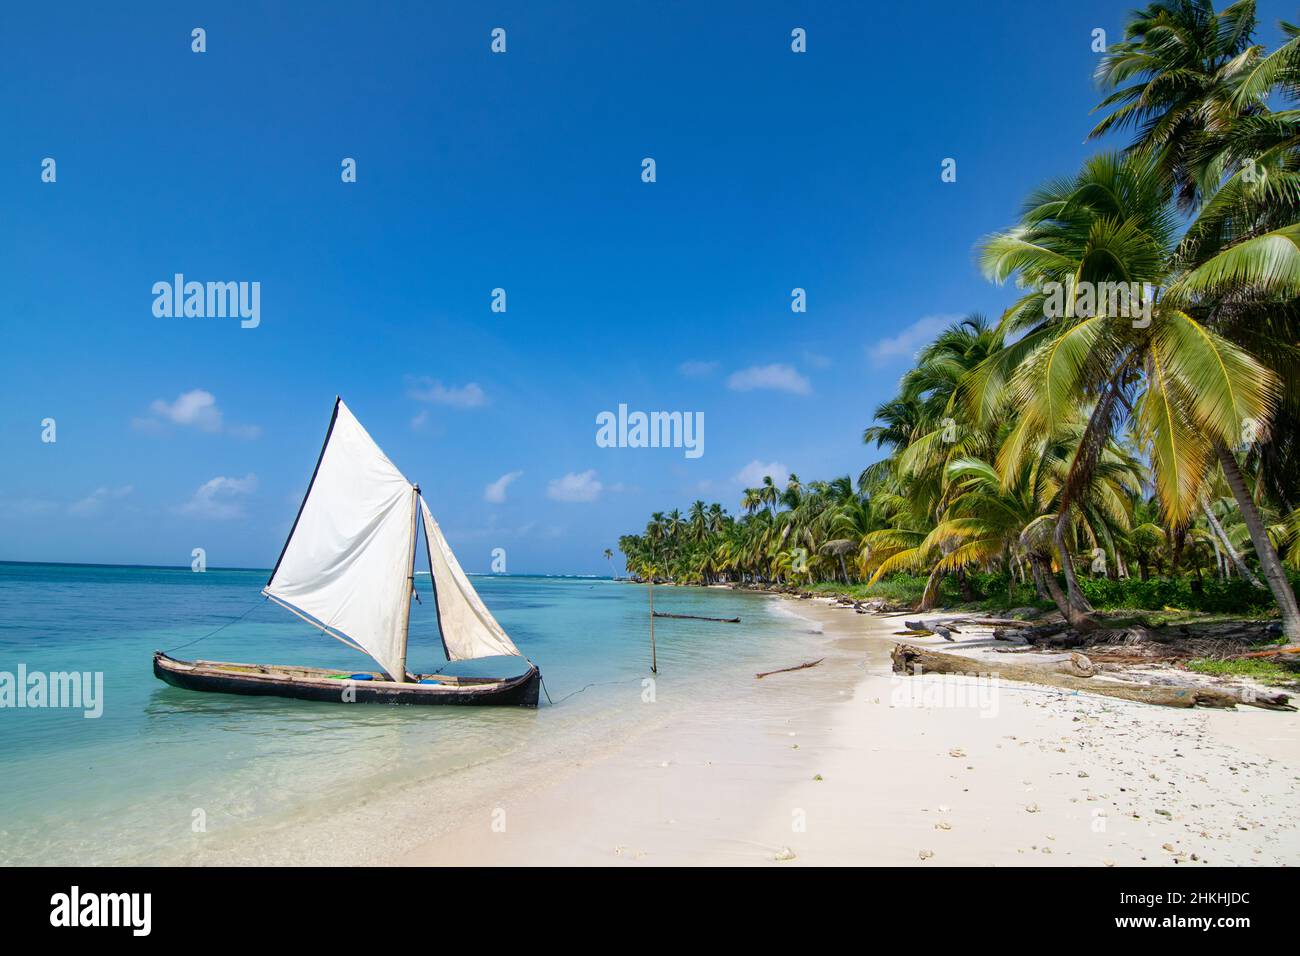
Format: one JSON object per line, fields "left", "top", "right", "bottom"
{"left": 1185, "top": 657, "right": 1300, "bottom": 686}
{"left": 619, "top": 1, "right": 1300, "bottom": 645}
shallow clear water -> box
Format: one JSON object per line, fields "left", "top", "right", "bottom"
{"left": 0, "top": 563, "right": 817, "bottom": 864}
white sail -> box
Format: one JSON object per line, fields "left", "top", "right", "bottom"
{"left": 264, "top": 399, "right": 417, "bottom": 681}
{"left": 419, "top": 497, "right": 522, "bottom": 660}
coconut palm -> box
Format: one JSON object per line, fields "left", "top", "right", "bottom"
{"left": 977, "top": 150, "right": 1284, "bottom": 630}
{"left": 1089, "top": 0, "right": 1260, "bottom": 208}
{"left": 1087, "top": 0, "right": 1300, "bottom": 638}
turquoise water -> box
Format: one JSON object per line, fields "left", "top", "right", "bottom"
{"left": 0, "top": 562, "right": 817, "bottom": 864}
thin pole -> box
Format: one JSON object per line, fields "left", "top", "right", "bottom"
{"left": 648, "top": 575, "right": 657, "bottom": 673}
{"left": 395, "top": 484, "right": 420, "bottom": 683}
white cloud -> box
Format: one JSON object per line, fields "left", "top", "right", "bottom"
{"left": 150, "top": 389, "right": 223, "bottom": 431}
{"left": 178, "top": 474, "right": 257, "bottom": 520}
{"left": 136, "top": 389, "right": 259, "bottom": 438}
{"left": 484, "top": 470, "right": 523, "bottom": 503}
{"left": 733, "top": 460, "right": 790, "bottom": 488}
{"left": 725, "top": 364, "right": 811, "bottom": 395}
{"left": 68, "top": 485, "right": 134, "bottom": 516}
{"left": 547, "top": 470, "right": 603, "bottom": 503}
{"left": 407, "top": 378, "right": 486, "bottom": 408}
{"left": 868, "top": 314, "right": 962, "bottom": 367}
{"left": 678, "top": 359, "right": 719, "bottom": 378}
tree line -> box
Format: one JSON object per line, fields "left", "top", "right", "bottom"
{"left": 618, "top": 2, "right": 1300, "bottom": 644}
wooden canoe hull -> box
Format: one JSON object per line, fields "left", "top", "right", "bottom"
{"left": 153, "top": 651, "right": 541, "bottom": 707}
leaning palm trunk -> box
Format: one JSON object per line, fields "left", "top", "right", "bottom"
{"left": 1200, "top": 495, "right": 1263, "bottom": 588}
{"left": 1030, "top": 561, "right": 1048, "bottom": 600}
{"left": 1209, "top": 533, "right": 1226, "bottom": 580}
{"left": 918, "top": 562, "right": 945, "bottom": 611}
{"left": 1030, "top": 553, "right": 1072, "bottom": 617}
{"left": 1053, "top": 511, "right": 1097, "bottom": 630}
{"left": 1047, "top": 375, "right": 1130, "bottom": 631}
{"left": 1216, "top": 444, "right": 1300, "bottom": 643}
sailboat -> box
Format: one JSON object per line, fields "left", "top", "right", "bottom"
{"left": 153, "top": 398, "right": 542, "bottom": 707}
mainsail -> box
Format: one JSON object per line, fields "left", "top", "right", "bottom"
{"left": 420, "top": 497, "right": 522, "bottom": 660}
{"left": 264, "top": 399, "right": 418, "bottom": 681}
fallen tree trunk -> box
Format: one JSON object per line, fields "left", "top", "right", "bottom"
{"left": 947, "top": 617, "right": 1035, "bottom": 628}
{"left": 890, "top": 644, "right": 1294, "bottom": 711}
{"left": 756, "top": 658, "right": 824, "bottom": 679}
{"left": 996, "top": 619, "right": 1072, "bottom": 644}
{"left": 652, "top": 611, "right": 740, "bottom": 623}
{"left": 903, "top": 620, "right": 959, "bottom": 641}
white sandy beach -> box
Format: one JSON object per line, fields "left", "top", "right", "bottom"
{"left": 395, "top": 596, "right": 1300, "bottom": 866}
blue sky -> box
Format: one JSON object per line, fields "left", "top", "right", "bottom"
{"left": 2, "top": 1, "right": 1289, "bottom": 573}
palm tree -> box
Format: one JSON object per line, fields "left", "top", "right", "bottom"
{"left": 1089, "top": 2, "right": 1300, "bottom": 638}
{"left": 686, "top": 500, "right": 710, "bottom": 544}
{"left": 706, "top": 502, "right": 728, "bottom": 535}
{"left": 1089, "top": 0, "right": 1260, "bottom": 208}
{"left": 978, "top": 151, "right": 1281, "bottom": 629}
{"left": 780, "top": 474, "right": 803, "bottom": 511}
{"left": 603, "top": 548, "right": 614, "bottom": 577}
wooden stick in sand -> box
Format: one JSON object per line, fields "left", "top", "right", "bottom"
{"left": 648, "top": 577, "right": 657, "bottom": 674}
{"left": 756, "top": 658, "right": 825, "bottom": 679}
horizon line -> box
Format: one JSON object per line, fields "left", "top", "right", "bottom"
{"left": 0, "top": 559, "right": 615, "bottom": 578}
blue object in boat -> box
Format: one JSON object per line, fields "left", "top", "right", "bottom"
{"left": 418, "top": 678, "right": 444, "bottom": 685}
{"left": 349, "top": 673, "right": 374, "bottom": 681}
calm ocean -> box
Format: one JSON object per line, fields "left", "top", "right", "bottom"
{"left": 0, "top": 562, "right": 821, "bottom": 864}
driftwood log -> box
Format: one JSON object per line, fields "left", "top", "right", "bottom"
{"left": 902, "top": 621, "right": 959, "bottom": 641}
{"left": 890, "top": 644, "right": 1294, "bottom": 711}
{"left": 756, "top": 658, "right": 824, "bottom": 679}
{"left": 997, "top": 620, "right": 1074, "bottom": 645}
{"left": 911, "top": 615, "right": 1041, "bottom": 629}
{"left": 652, "top": 611, "right": 740, "bottom": 623}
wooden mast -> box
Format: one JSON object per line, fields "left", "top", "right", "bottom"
{"left": 395, "top": 483, "right": 420, "bottom": 682}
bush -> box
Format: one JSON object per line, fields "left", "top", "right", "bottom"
{"left": 805, "top": 575, "right": 929, "bottom": 604}
{"left": 1075, "top": 576, "right": 1285, "bottom": 614}
{"left": 808, "top": 571, "right": 1297, "bottom": 615}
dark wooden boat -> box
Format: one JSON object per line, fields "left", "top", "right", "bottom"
{"left": 154, "top": 652, "right": 541, "bottom": 707}
{"left": 154, "top": 398, "right": 542, "bottom": 708}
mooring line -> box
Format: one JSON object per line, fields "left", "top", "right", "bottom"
{"left": 165, "top": 598, "right": 267, "bottom": 653}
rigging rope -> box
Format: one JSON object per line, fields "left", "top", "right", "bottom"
{"left": 540, "top": 674, "right": 646, "bottom": 706}
{"left": 165, "top": 598, "right": 268, "bottom": 653}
